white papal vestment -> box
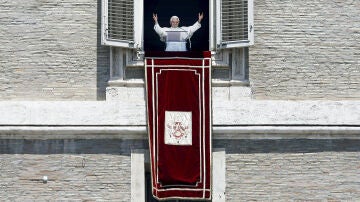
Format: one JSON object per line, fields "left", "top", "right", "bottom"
{"left": 154, "top": 21, "right": 201, "bottom": 51}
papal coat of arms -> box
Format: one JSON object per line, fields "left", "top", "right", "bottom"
{"left": 165, "top": 111, "right": 192, "bottom": 145}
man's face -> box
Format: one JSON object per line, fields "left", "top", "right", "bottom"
{"left": 170, "top": 19, "right": 179, "bottom": 28}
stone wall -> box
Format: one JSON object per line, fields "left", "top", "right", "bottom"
{"left": 0, "top": 139, "right": 147, "bottom": 201}
{"left": 219, "top": 139, "right": 360, "bottom": 201}
{"left": 250, "top": 0, "right": 360, "bottom": 99}
{"left": 2, "top": 0, "right": 359, "bottom": 101}
{"left": 0, "top": 0, "right": 109, "bottom": 100}
{"left": 226, "top": 151, "right": 359, "bottom": 201}
{"left": 0, "top": 154, "right": 130, "bottom": 201}
{"left": 1, "top": 139, "right": 359, "bottom": 201}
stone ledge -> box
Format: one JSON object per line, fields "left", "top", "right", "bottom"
{"left": 0, "top": 100, "right": 359, "bottom": 126}
{"left": 106, "top": 85, "right": 252, "bottom": 101}
{"left": 0, "top": 126, "right": 359, "bottom": 139}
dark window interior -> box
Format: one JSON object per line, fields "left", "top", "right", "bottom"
{"left": 143, "top": 0, "right": 209, "bottom": 51}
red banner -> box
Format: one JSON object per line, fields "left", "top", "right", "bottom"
{"left": 145, "top": 52, "right": 212, "bottom": 200}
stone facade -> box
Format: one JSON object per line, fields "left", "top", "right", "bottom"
{"left": 0, "top": 0, "right": 359, "bottom": 201}
{"left": 226, "top": 151, "right": 359, "bottom": 201}
{"left": 1, "top": 138, "right": 359, "bottom": 201}
{"left": 1, "top": 0, "right": 358, "bottom": 100}
{"left": 0, "top": 154, "right": 131, "bottom": 201}
{"left": 0, "top": 101, "right": 359, "bottom": 201}
{"left": 250, "top": 0, "right": 360, "bottom": 99}
{"left": 0, "top": 0, "right": 109, "bottom": 100}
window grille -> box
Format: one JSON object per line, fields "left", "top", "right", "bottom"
{"left": 216, "top": 0, "right": 253, "bottom": 48}
{"left": 107, "top": 0, "right": 134, "bottom": 42}
{"left": 222, "top": 0, "right": 248, "bottom": 42}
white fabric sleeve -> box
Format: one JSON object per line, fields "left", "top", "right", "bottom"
{"left": 154, "top": 23, "right": 166, "bottom": 41}
{"left": 185, "top": 21, "right": 201, "bottom": 39}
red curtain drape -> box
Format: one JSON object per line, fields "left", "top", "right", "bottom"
{"left": 145, "top": 51, "right": 211, "bottom": 200}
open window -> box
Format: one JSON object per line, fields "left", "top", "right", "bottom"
{"left": 101, "top": 0, "right": 254, "bottom": 82}
{"left": 101, "top": 0, "right": 253, "bottom": 51}
{"left": 143, "top": 0, "right": 209, "bottom": 51}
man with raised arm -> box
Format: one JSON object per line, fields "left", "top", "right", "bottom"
{"left": 153, "top": 13, "right": 203, "bottom": 51}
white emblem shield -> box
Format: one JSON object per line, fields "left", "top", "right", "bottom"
{"left": 164, "top": 111, "right": 192, "bottom": 145}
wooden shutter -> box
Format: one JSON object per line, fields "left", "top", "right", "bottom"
{"left": 102, "top": 0, "right": 143, "bottom": 49}
{"left": 216, "top": 0, "right": 254, "bottom": 49}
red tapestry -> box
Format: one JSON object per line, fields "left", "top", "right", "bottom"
{"left": 145, "top": 51, "right": 212, "bottom": 200}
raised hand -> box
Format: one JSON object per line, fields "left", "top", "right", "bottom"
{"left": 153, "top": 13, "right": 158, "bottom": 24}
{"left": 198, "top": 12, "right": 204, "bottom": 23}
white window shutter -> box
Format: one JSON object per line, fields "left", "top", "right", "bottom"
{"left": 102, "top": 0, "right": 143, "bottom": 49}
{"left": 216, "top": 0, "right": 254, "bottom": 49}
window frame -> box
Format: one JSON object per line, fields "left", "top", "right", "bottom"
{"left": 101, "top": 0, "right": 253, "bottom": 51}
{"left": 215, "top": 0, "right": 254, "bottom": 49}
{"left": 101, "top": 0, "right": 144, "bottom": 49}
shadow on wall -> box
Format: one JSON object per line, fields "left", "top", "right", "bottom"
{"left": 96, "top": 0, "right": 110, "bottom": 100}
{"left": 0, "top": 139, "right": 359, "bottom": 154}
{"left": 214, "top": 139, "right": 360, "bottom": 154}
{"left": 0, "top": 139, "right": 148, "bottom": 155}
